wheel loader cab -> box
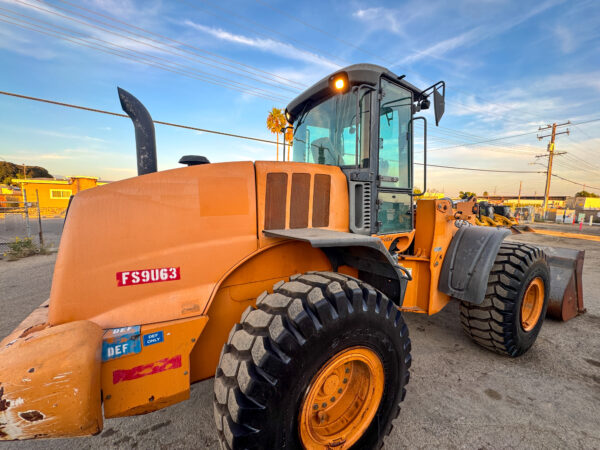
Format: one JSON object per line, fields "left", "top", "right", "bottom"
{"left": 287, "top": 64, "right": 435, "bottom": 240}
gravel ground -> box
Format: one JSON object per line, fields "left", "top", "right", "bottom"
{"left": 1, "top": 224, "right": 599, "bottom": 449}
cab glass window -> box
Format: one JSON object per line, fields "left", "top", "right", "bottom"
{"left": 379, "top": 79, "right": 412, "bottom": 189}
{"left": 293, "top": 90, "right": 371, "bottom": 168}
{"left": 377, "top": 192, "right": 412, "bottom": 233}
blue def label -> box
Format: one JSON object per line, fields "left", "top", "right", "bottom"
{"left": 143, "top": 331, "right": 164, "bottom": 346}
{"left": 102, "top": 326, "right": 141, "bottom": 361}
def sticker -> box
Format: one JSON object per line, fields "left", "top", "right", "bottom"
{"left": 102, "top": 326, "right": 142, "bottom": 361}
{"left": 117, "top": 267, "right": 180, "bottom": 287}
{"left": 143, "top": 331, "right": 164, "bottom": 347}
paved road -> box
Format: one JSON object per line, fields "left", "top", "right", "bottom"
{"left": 1, "top": 228, "right": 599, "bottom": 448}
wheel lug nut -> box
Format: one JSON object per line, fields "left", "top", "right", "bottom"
{"left": 322, "top": 402, "right": 327, "bottom": 408}
{"left": 345, "top": 368, "right": 350, "bottom": 374}
{"left": 330, "top": 397, "right": 335, "bottom": 402}
{"left": 338, "top": 388, "right": 343, "bottom": 394}
{"left": 343, "top": 378, "right": 348, "bottom": 384}
{"left": 313, "top": 404, "right": 318, "bottom": 410}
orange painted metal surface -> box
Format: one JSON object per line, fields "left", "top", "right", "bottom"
{"left": 298, "top": 347, "right": 384, "bottom": 449}
{"left": 0, "top": 321, "right": 103, "bottom": 440}
{"left": 376, "top": 230, "right": 415, "bottom": 253}
{"left": 400, "top": 198, "right": 462, "bottom": 314}
{"left": 190, "top": 240, "right": 332, "bottom": 382}
{"left": 255, "top": 161, "right": 350, "bottom": 248}
{"left": 48, "top": 162, "right": 258, "bottom": 329}
{"left": 102, "top": 316, "right": 207, "bottom": 418}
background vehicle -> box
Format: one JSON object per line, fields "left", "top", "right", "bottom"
{"left": 0, "top": 64, "right": 584, "bottom": 448}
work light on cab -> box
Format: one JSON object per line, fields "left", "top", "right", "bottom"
{"left": 329, "top": 72, "right": 349, "bottom": 93}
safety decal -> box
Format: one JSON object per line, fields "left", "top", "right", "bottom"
{"left": 102, "top": 326, "right": 142, "bottom": 361}
{"left": 116, "top": 267, "right": 180, "bottom": 287}
{"left": 112, "top": 355, "right": 182, "bottom": 384}
{"left": 143, "top": 331, "right": 164, "bottom": 347}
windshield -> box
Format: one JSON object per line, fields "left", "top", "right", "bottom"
{"left": 292, "top": 90, "right": 370, "bottom": 167}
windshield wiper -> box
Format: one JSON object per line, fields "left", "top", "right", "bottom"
{"left": 293, "top": 102, "right": 311, "bottom": 136}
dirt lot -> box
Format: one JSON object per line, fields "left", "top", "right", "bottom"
{"left": 1, "top": 224, "right": 599, "bottom": 449}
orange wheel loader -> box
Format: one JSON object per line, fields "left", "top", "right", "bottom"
{"left": 0, "top": 64, "right": 585, "bottom": 448}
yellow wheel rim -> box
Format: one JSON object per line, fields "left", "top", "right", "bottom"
{"left": 299, "top": 347, "right": 384, "bottom": 449}
{"left": 521, "top": 277, "right": 544, "bottom": 332}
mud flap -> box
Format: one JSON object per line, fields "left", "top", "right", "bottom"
{"left": 539, "top": 246, "right": 585, "bottom": 321}
{"left": 0, "top": 321, "right": 103, "bottom": 440}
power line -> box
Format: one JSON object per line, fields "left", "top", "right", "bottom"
{"left": 0, "top": 14, "right": 287, "bottom": 102}
{"left": 42, "top": 0, "right": 305, "bottom": 90}
{"left": 15, "top": 0, "right": 575, "bottom": 142}
{"left": 0, "top": 90, "right": 279, "bottom": 145}
{"left": 1, "top": 90, "right": 552, "bottom": 176}
{"left": 426, "top": 118, "right": 600, "bottom": 151}
{"left": 7, "top": 2, "right": 292, "bottom": 99}
{"left": 427, "top": 129, "right": 541, "bottom": 150}
{"left": 551, "top": 173, "right": 600, "bottom": 192}
{"left": 252, "top": 0, "right": 554, "bottom": 126}
{"left": 415, "top": 162, "right": 544, "bottom": 174}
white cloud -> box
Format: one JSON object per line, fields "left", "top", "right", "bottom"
{"left": 402, "top": 28, "right": 482, "bottom": 64}
{"left": 183, "top": 20, "right": 339, "bottom": 71}
{"left": 400, "top": 0, "right": 565, "bottom": 64}
{"left": 553, "top": 25, "right": 576, "bottom": 54}
{"left": 352, "top": 7, "right": 404, "bottom": 35}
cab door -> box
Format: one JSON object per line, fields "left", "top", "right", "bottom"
{"left": 376, "top": 78, "right": 414, "bottom": 234}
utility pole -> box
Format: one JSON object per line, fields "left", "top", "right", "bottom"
{"left": 537, "top": 121, "right": 570, "bottom": 217}
{"left": 517, "top": 181, "right": 522, "bottom": 207}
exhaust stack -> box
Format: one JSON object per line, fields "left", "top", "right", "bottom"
{"left": 118, "top": 87, "right": 157, "bottom": 175}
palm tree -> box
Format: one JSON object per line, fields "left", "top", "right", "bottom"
{"left": 266, "top": 107, "right": 285, "bottom": 160}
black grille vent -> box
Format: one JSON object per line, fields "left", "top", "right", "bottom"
{"left": 349, "top": 181, "right": 371, "bottom": 234}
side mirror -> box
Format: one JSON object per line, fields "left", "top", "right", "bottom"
{"left": 420, "top": 81, "right": 445, "bottom": 126}
{"left": 433, "top": 86, "right": 445, "bottom": 126}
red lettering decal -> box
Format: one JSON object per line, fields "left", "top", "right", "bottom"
{"left": 112, "top": 355, "right": 182, "bottom": 384}
{"left": 116, "top": 267, "right": 180, "bottom": 287}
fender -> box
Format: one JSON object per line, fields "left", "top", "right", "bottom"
{"left": 263, "top": 228, "right": 410, "bottom": 304}
{"left": 438, "top": 225, "right": 510, "bottom": 304}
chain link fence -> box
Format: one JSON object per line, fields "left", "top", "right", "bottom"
{"left": 0, "top": 191, "right": 64, "bottom": 257}
{"left": 0, "top": 199, "right": 43, "bottom": 255}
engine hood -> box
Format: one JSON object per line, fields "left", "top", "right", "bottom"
{"left": 48, "top": 161, "right": 258, "bottom": 328}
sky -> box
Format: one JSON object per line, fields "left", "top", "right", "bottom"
{"left": 0, "top": 0, "right": 599, "bottom": 197}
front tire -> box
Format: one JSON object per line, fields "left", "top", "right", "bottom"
{"left": 460, "top": 242, "right": 550, "bottom": 357}
{"left": 213, "top": 271, "right": 411, "bottom": 449}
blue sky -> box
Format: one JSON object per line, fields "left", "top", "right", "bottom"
{"left": 0, "top": 0, "right": 598, "bottom": 196}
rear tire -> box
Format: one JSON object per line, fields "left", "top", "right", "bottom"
{"left": 460, "top": 243, "right": 550, "bottom": 357}
{"left": 213, "top": 271, "right": 411, "bottom": 449}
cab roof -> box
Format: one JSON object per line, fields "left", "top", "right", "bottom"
{"left": 285, "top": 63, "right": 424, "bottom": 123}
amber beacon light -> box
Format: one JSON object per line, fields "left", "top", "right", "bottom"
{"left": 330, "top": 72, "right": 349, "bottom": 92}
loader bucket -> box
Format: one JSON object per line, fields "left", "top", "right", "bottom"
{"left": 541, "top": 246, "right": 585, "bottom": 321}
